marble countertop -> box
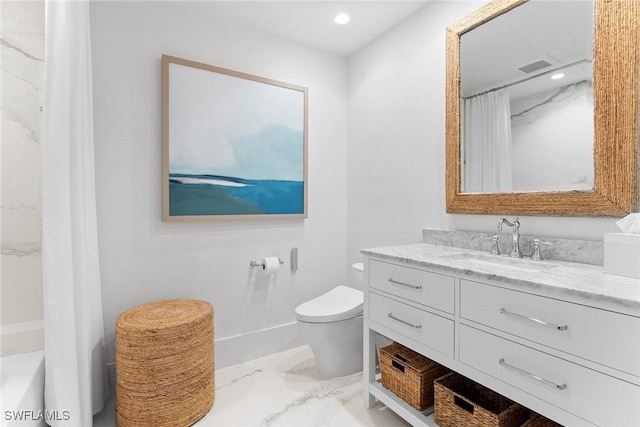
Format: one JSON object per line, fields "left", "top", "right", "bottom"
{"left": 362, "top": 243, "right": 640, "bottom": 313}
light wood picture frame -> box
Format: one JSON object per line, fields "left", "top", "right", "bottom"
{"left": 162, "top": 55, "right": 308, "bottom": 221}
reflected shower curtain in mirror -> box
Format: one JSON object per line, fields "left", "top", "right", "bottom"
{"left": 42, "top": 0, "right": 107, "bottom": 425}
{"left": 463, "top": 89, "right": 513, "bottom": 192}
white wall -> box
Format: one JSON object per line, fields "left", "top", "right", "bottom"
{"left": 0, "top": 0, "right": 44, "bottom": 356}
{"left": 347, "top": 0, "right": 624, "bottom": 265}
{"left": 511, "top": 81, "right": 594, "bottom": 191}
{"left": 347, "top": 1, "right": 480, "bottom": 263}
{"left": 90, "top": 1, "right": 348, "bottom": 366}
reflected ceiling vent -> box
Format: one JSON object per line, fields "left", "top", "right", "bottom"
{"left": 515, "top": 55, "right": 559, "bottom": 74}
{"left": 518, "top": 60, "right": 553, "bottom": 74}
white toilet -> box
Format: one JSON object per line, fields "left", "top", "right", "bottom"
{"left": 294, "top": 264, "right": 364, "bottom": 378}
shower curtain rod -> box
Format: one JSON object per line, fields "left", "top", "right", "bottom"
{"left": 463, "top": 58, "right": 592, "bottom": 100}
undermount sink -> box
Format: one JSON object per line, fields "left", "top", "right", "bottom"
{"left": 440, "top": 252, "right": 557, "bottom": 271}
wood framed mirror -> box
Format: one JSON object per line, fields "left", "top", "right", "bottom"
{"left": 445, "top": 0, "right": 638, "bottom": 216}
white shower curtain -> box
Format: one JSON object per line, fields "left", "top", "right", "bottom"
{"left": 42, "top": 0, "right": 107, "bottom": 425}
{"left": 462, "top": 89, "right": 513, "bottom": 193}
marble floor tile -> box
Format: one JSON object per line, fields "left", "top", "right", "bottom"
{"left": 94, "top": 345, "right": 410, "bottom": 427}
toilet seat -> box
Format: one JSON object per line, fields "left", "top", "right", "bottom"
{"left": 295, "top": 285, "right": 363, "bottom": 323}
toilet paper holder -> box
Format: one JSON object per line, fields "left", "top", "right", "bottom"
{"left": 249, "top": 258, "right": 284, "bottom": 268}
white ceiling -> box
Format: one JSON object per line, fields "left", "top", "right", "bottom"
{"left": 166, "top": 1, "right": 593, "bottom": 92}
{"left": 460, "top": 0, "right": 593, "bottom": 98}
{"left": 176, "top": 1, "right": 431, "bottom": 57}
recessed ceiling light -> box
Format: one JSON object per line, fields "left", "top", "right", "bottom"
{"left": 334, "top": 13, "right": 350, "bottom": 25}
{"left": 551, "top": 73, "right": 565, "bottom": 80}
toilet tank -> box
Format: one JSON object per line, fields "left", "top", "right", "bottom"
{"left": 349, "top": 262, "right": 364, "bottom": 290}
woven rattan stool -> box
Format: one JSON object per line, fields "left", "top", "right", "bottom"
{"left": 116, "top": 299, "right": 214, "bottom": 427}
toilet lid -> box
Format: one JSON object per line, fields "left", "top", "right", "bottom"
{"left": 295, "top": 285, "right": 363, "bottom": 323}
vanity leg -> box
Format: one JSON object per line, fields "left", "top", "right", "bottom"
{"left": 363, "top": 322, "right": 376, "bottom": 408}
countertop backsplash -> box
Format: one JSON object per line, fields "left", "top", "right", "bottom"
{"left": 422, "top": 229, "right": 604, "bottom": 266}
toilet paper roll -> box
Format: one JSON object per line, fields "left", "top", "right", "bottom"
{"left": 261, "top": 257, "right": 280, "bottom": 274}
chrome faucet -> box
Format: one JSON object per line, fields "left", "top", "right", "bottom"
{"left": 498, "top": 217, "right": 522, "bottom": 258}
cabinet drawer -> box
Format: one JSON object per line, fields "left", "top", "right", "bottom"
{"left": 460, "top": 325, "right": 640, "bottom": 427}
{"left": 460, "top": 280, "right": 640, "bottom": 377}
{"left": 370, "top": 260, "right": 454, "bottom": 314}
{"left": 370, "top": 292, "right": 454, "bottom": 358}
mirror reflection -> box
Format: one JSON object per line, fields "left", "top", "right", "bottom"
{"left": 460, "top": 0, "right": 594, "bottom": 193}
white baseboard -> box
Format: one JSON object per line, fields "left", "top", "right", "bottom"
{"left": 106, "top": 322, "right": 305, "bottom": 392}
{"left": 215, "top": 322, "right": 305, "bottom": 369}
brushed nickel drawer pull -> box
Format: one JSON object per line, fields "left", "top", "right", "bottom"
{"left": 388, "top": 277, "right": 422, "bottom": 290}
{"left": 499, "top": 308, "right": 568, "bottom": 331}
{"left": 388, "top": 313, "right": 422, "bottom": 329}
{"left": 499, "top": 358, "right": 567, "bottom": 390}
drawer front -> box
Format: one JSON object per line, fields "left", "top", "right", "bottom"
{"left": 460, "top": 325, "right": 640, "bottom": 427}
{"left": 370, "top": 292, "right": 454, "bottom": 358}
{"left": 370, "top": 260, "right": 455, "bottom": 314}
{"left": 460, "top": 279, "right": 640, "bottom": 377}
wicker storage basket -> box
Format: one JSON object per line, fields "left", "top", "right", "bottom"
{"left": 522, "top": 413, "right": 564, "bottom": 427}
{"left": 434, "top": 372, "right": 529, "bottom": 427}
{"left": 116, "top": 299, "right": 215, "bottom": 427}
{"left": 379, "top": 342, "right": 451, "bottom": 410}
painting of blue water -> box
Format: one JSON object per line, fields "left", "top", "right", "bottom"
{"left": 163, "top": 57, "right": 307, "bottom": 219}
{"left": 169, "top": 174, "right": 304, "bottom": 216}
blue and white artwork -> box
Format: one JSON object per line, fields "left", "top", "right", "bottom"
{"left": 163, "top": 56, "right": 307, "bottom": 220}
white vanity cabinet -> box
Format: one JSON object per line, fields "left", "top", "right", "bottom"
{"left": 369, "top": 261, "right": 455, "bottom": 314}
{"left": 459, "top": 280, "right": 640, "bottom": 378}
{"left": 363, "top": 252, "right": 640, "bottom": 427}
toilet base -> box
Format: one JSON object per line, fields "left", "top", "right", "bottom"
{"left": 298, "top": 315, "right": 363, "bottom": 379}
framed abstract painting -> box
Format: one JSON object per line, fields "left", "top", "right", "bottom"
{"left": 162, "top": 55, "right": 308, "bottom": 221}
